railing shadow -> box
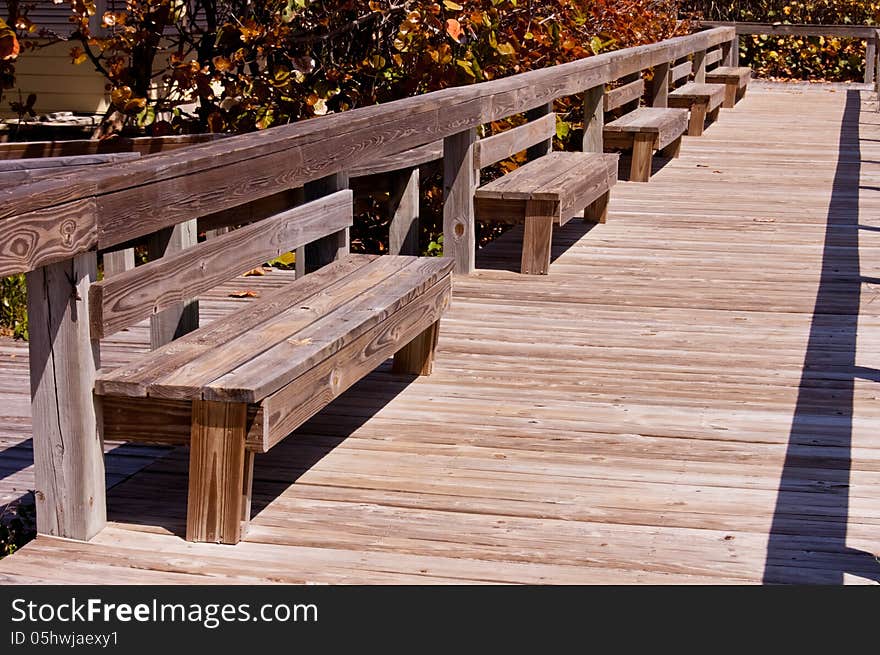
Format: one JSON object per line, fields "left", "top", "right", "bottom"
{"left": 763, "top": 90, "right": 880, "bottom": 584}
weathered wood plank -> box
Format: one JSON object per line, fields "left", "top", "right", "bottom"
{"left": 0, "top": 27, "right": 736, "bottom": 271}
{"left": 203, "top": 258, "right": 453, "bottom": 403}
{"left": 95, "top": 255, "right": 378, "bottom": 398}
{"left": 146, "top": 221, "right": 199, "bottom": 349}
{"left": 89, "top": 190, "right": 354, "bottom": 339}
{"left": 186, "top": 400, "right": 249, "bottom": 544}
{"left": 388, "top": 168, "right": 421, "bottom": 256}
{"left": 582, "top": 85, "right": 605, "bottom": 154}
{"left": 25, "top": 253, "right": 105, "bottom": 540}
{"left": 473, "top": 112, "right": 556, "bottom": 169}
{"left": 604, "top": 78, "right": 645, "bottom": 112}
{"left": 253, "top": 277, "right": 451, "bottom": 450}
{"left": 443, "top": 128, "right": 479, "bottom": 275}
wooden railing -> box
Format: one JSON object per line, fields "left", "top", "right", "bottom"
{"left": 701, "top": 21, "right": 880, "bottom": 88}
{"left": 0, "top": 25, "right": 737, "bottom": 542}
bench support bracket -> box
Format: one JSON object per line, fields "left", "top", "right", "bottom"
{"left": 630, "top": 133, "right": 655, "bottom": 183}
{"left": 521, "top": 201, "right": 556, "bottom": 275}
{"left": 186, "top": 400, "right": 250, "bottom": 544}
{"left": 393, "top": 319, "right": 441, "bottom": 376}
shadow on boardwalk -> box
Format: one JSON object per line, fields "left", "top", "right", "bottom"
{"left": 763, "top": 90, "right": 880, "bottom": 584}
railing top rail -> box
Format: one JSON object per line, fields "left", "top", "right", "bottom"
{"left": 700, "top": 21, "right": 880, "bottom": 39}
{"left": 0, "top": 26, "right": 734, "bottom": 277}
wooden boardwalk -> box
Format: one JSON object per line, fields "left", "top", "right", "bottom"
{"left": 1, "top": 82, "right": 879, "bottom": 584}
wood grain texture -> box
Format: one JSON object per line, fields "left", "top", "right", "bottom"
{"left": 348, "top": 141, "right": 443, "bottom": 178}
{"left": 700, "top": 21, "right": 880, "bottom": 38}
{"left": 186, "top": 400, "right": 249, "bottom": 544}
{"left": 255, "top": 278, "right": 451, "bottom": 450}
{"left": 669, "top": 60, "right": 693, "bottom": 85}
{"left": 650, "top": 62, "right": 670, "bottom": 108}
{"left": 2, "top": 84, "right": 880, "bottom": 584}
{"left": 25, "top": 253, "right": 105, "bottom": 540}
{"left": 630, "top": 132, "right": 655, "bottom": 182}
{"left": 521, "top": 203, "right": 555, "bottom": 275}
{"left": 0, "top": 28, "right": 735, "bottom": 271}
{"left": 0, "top": 198, "right": 97, "bottom": 278}
{"left": 388, "top": 169, "right": 421, "bottom": 256}
{"left": 299, "top": 174, "right": 350, "bottom": 276}
{"left": 89, "top": 190, "right": 354, "bottom": 339}
{"left": 393, "top": 319, "right": 441, "bottom": 376}
{"left": 95, "top": 255, "right": 378, "bottom": 398}
{"left": 582, "top": 85, "right": 605, "bottom": 154}
{"left": 443, "top": 128, "right": 479, "bottom": 275}
{"left": 604, "top": 78, "right": 645, "bottom": 112}
{"left": 473, "top": 112, "right": 556, "bottom": 169}
{"left": 147, "top": 221, "right": 199, "bottom": 349}
{"left": 524, "top": 103, "right": 555, "bottom": 161}
{"left": 604, "top": 107, "right": 688, "bottom": 150}
{"left": 204, "top": 258, "right": 453, "bottom": 403}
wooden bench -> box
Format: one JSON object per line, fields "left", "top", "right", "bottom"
{"left": 88, "top": 190, "right": 453, "bottom": 544}
{"left": 706, "top": 66, "right": 752, "bottom": 108}
{"left": 668, "top": 83, "right": 726, "bottom": 136}
{"left": 602, "top": 77, "right": 688, "bottom": 183}
{"left": 470, "top": 111, "right": 618, "bottom": 275}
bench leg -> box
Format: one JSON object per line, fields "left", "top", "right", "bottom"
{"left": 630, "top": 133, "right": 655, "bottom": 183}
{"left": 187, "top": 400, "right": 250, "bottom": 544}
{"left": 707, "top": 106, "right": 721, "bottom": 125}
{"left": 393, "top": 319, "right": 441, "bottom": 376}
{"left": 584, "top": 190, "right": 610, "bottom": 224}
{"left": 521, "top": 201, "right": 555, "bottom": 274}
{"left": 688, "top": 101, "right": 708, "bottom": 136}
{"left": 723, "top": 83, "right": 736, "bottom": 109}
{"left": 659, "top": 135, "right": 682, "bottom": 159}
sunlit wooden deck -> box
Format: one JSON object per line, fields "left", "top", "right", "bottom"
{"left": 1, "top": 82, "right": 879, "bottom": 584}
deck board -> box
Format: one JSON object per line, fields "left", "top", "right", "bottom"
{"left": 1, "top": 83, "right": 879, "bottom": 584}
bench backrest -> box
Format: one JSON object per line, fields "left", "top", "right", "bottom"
{"left": 472, "top": 112, "right": 557, "bottom": 171}
{"left": 668, "top": 59, "right": 693, "bottom": 89}
{"left": 604, "top": 78, "right": 645, "bottom": 113}
{"left": 88, "top": 189, "right": 353, "bottom": 339}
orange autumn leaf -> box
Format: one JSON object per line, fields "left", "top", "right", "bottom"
{"left": 445, "top": 18, "right": 462, "bottom": 43}
{"left": 229, "top": 290, "right": 261, "bottom": 298}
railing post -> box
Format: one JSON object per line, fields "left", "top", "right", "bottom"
{"left": 298, "top": 172, "right": 350, "bottom": 277}
{"left": 865, "top": 36, "right": 876, "bottom": 85}
{"left": 722, "top": 37, "right": 737, "bottom": 67}
{"left": 582, "top": 84, "right": 604, "bottom": 153}
{"left": 525, "top": 102, "right": 554, "bottom": 160}
{"left": 388, "top": 168, "right": 421, "bottom": 256}
{"left": 875, "top": 32, "right": 880, "bottom": 102}
{"left": 693, "top": 49, "right": 707, "bottom": 83}
{"left": 443, "top": 128, "right": 478, "bottom": 275}
{"left": 147, "top": 220, "right": 199, "bottom": 348}
{"left": 102, "top": 248, "right": 134, "bottom": 277}
{"left": 650, "top": 62, "right": 670, "bottom": 108}
{"left": 26, "top": 252, "right": 106, "bottom": 541}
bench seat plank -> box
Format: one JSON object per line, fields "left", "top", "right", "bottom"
{"left": 603, "top": 107, "right": 689, "bottom": 150}
{"left": 668, "top": 82, "right": 726, "bottom": 110}
{"left": 203, "top": 257, "right": 452, "bottom": 403}
{"left": 706, "top": 66, "right": 752, "bottom": 108}
{"left": 706, "top": 66, "right": 751, "bottom": 86}
{"left": 97, "top": 255, "right": 451, "bottom": 403}
{"left": 473, "top": 152, "right": 617, "bottom": 224}
{"left": 96, "top": 254, "right": 380, "bottom": 397}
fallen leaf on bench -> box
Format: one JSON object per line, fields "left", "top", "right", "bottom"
{"left": 229, "top": 290, "right": 260, "bottom": 298}
{"left": 753, "top": 217, "right": 775, "bottom": 223}
{"left": 696, "top": 164, "right": 709, "bottom": 168}
{"left": 287, "top": 337, "right": 313, "bottom": 346}
{"left": 712, "top": 170, "right": 722, "bottom": 174}
{"left": 243, "top": 267, "right": 269, "bottom": 277}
